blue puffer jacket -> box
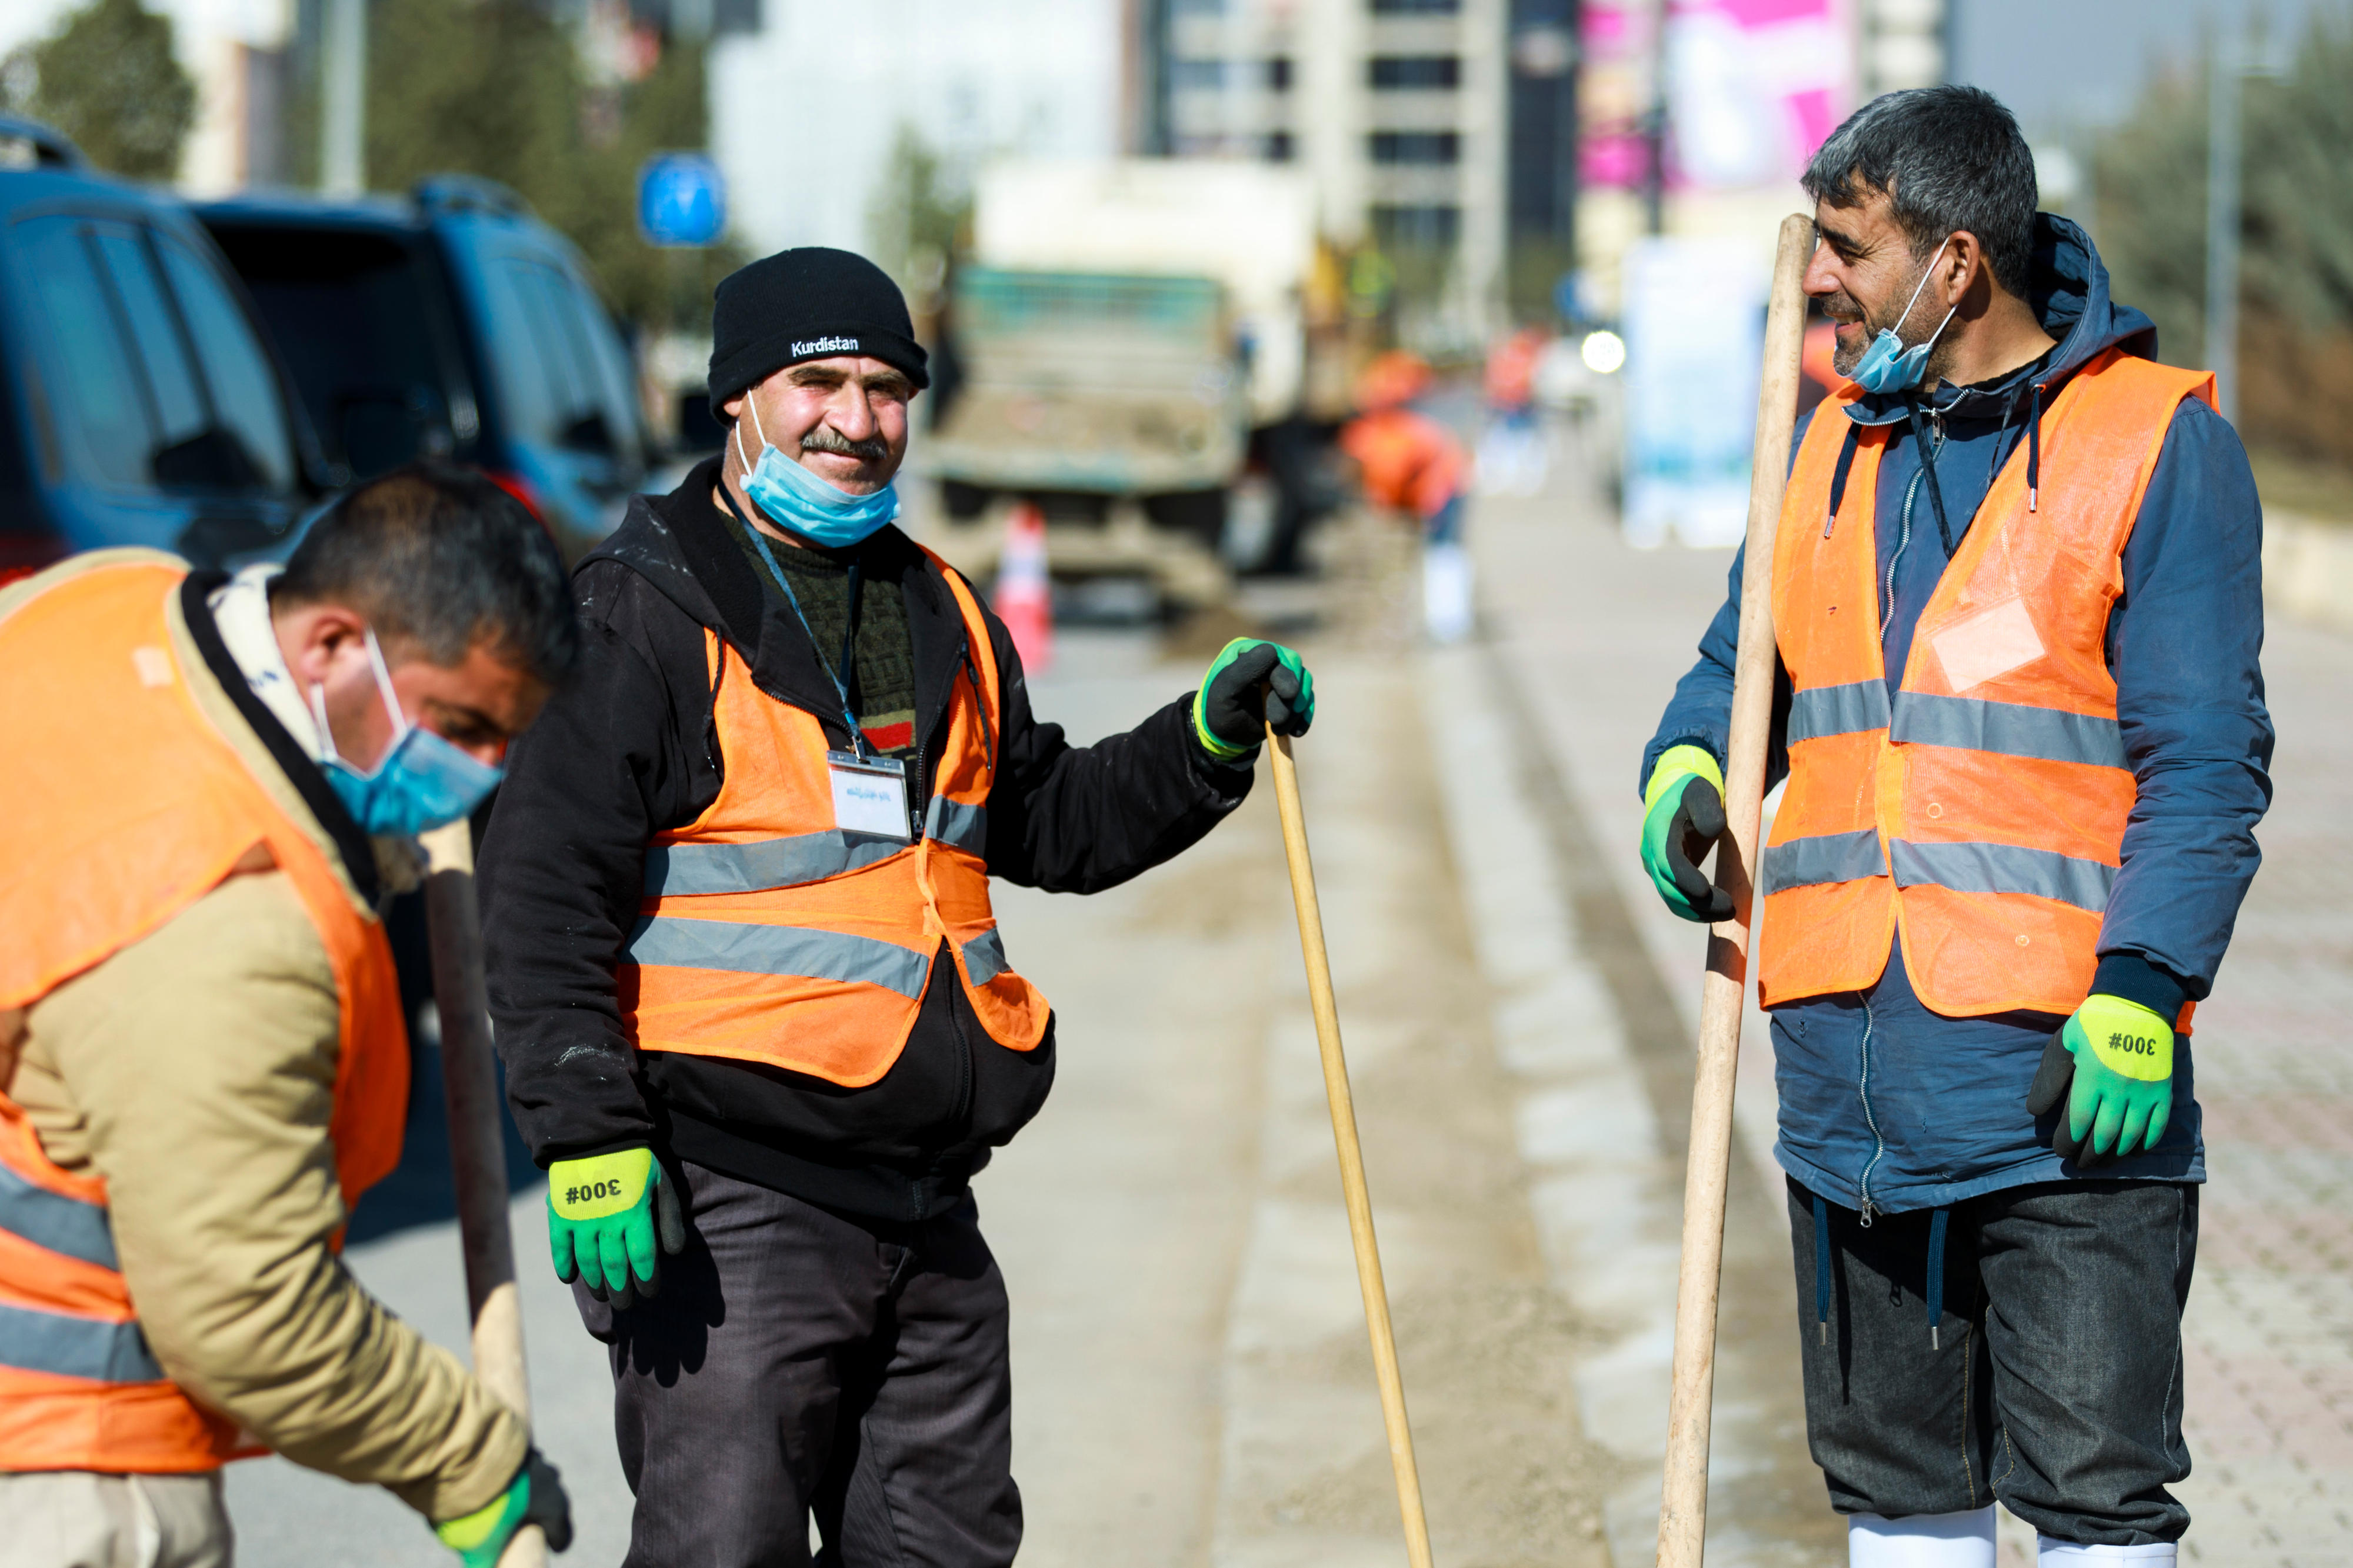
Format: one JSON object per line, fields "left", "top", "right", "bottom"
{"left": 1641, "top": 216, "right": 2274, "bottom": 1216}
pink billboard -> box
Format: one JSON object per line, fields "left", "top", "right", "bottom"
{"left": 1581, "top": 0, "right": 1857, "bottom": 193}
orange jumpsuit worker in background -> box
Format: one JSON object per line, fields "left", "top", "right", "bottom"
{"left": 1339, "top": 349, "right": 1473, "bottom": 643}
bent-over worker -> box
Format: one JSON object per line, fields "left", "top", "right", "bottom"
{"left": 1639, "top": 88, "right": 2269, "bottom": 1568}
{"left": 478, "top": 246, "right": 1315, "bottom": 1566}
{"left": 0, "top": 468, "right": 580, "bottom": 1567}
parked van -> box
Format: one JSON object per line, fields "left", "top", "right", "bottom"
{"left": 199, "top": 176, "right": 649, "bottom": 555}
{"left": 0, "top": 117, "right": 321, "bottom": 581}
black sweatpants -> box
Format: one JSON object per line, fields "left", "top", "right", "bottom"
{"left": 1788, "top": 1176, "right": 2199, "bottom": 1546}
{"left": 575, "top": 1160, "right": 1021, "bottom": 1567}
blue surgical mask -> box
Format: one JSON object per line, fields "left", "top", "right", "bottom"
{"left": 309, "top": 629, "right": 503, "bottom": 838}
{"left": 1849, "top": 238, "right": 1959, "bottom": 395}
{"left": 734, "top": 397, "right": 899, "bottom": 549}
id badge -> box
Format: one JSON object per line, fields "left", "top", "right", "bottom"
{"left": 828, "top": 751, "right": 911, "bottom": 840}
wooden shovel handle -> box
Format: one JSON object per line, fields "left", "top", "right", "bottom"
{"left": 1267, "top": 726, "right": 1436, "bottom": 1568}
{"left": 1654, "top": 212, "right": 1816, "bottom": 1568}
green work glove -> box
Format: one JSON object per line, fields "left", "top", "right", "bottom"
{"left": 546, "top": 1146, "right": 685, "bottom": 1309}
{"left": 1193, "top": 637, "right": 1316, "bottom": 762}
{"left": 2025, "top": 994, "right": 2175, "bottom": 1167}
{"left": 434, "top": 1449, "right": 573, "bottom": 1567}
{"left": 1639, "top": 743, "right": 1734, "bottom": 923}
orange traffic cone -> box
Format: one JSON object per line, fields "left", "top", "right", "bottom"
{"left": 994, "top": 502, "right": 1054, "bottom": 675}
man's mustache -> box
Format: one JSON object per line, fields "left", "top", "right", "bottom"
{"left": 801, "top": 426, "right": 890, "bottom": 463}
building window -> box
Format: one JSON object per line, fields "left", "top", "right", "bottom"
{"left": 1369, "top": 131, "right": 1460, "bottom": 164}
{"left": 1372, "top": 205, "right": 1461, "bottom": 248}
{"left": 1174, "top": 58, "right": 1293, "bottom": 92}
{"left": 1371, "top": 0, "right": 1460, "bottom": 11}
{"left": 1368, "top": 55, "right": 1461, "bottom": 89}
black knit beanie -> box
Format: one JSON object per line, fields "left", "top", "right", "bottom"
{"left": 706, "top": 248, "right": 929, "bottom": 411}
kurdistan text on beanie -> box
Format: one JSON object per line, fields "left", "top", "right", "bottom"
{"left": 706, "top": 247, "right": 930, "bottom": 409}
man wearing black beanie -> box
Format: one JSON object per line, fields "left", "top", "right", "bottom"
{"left": 477, "top": 247, "right": 1318, "bottom": 1566}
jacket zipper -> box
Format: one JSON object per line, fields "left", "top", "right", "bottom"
{"left": 909, "top": 722, "right": 931, "bottom": 840}
{"left": 961, "top": 639, "right": 996, "bottom": 772}
{"left": 1855, "top": 995, "right": 1885, "bottom": 1225}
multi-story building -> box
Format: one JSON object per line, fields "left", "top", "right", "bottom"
{"left": 1144, "top": 0, "right": 1515, "bottom": 329}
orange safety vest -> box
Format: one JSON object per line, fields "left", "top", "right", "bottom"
{"left": 620, "top": 552, "right": 1050, "bottom": 1085}
{"left": 0, "top": 555, "right": 409, "bottom": 1473}
{"left": 1760, "top": 349, "right": 2214, "bottom": 1021}
{"left": 1339, "top": 408, "right": 1467, "bottom": 522}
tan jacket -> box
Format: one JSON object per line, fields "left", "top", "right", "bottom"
{"left": 0, "top": 562, "right": 525, "bottom": 1521}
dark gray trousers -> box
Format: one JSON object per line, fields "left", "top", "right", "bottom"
{"left": 1788, "top": 1176, "right": 2198, "bottom": 1546}
{"left": 575, "top": 1160, "right": 1021, "bottom": 1568}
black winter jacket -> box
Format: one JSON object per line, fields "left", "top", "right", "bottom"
{"left": 479, "top": 459, "right": 1253, "bottom": 1220}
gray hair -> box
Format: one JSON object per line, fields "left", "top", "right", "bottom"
{"left": 1802, "top": 85, "right": 2039, "bottom": 299}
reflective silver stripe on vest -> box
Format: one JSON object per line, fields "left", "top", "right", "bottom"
{"left": 962, "top": 928, "right": 1009, "bottom": 987}
{"left": 626, "top": 918, "right": 932, "bottom": 1000}
{"left": 924, "top": 798, "right": 988, "bottom": 853}
{"left": 0, "top": 1161, "right": 118, "bottom": 1270}
{"left": 1888, "top": 839, "right": 2117, "bottom": 913}
{"left": 1890, "top": 693, "right": 2128, "bottom": 770}
{"left": 1759, "top": 829, "right": 1887, "bottom": 895}
{"left": 1787, "top": 680, "right": 1892, "bottom": 743}
{"left": 0, "top": 1300, "right": 163, "bottom": 1382}
{"left": 645, "top": 832, "right": 905, "bottom": 897}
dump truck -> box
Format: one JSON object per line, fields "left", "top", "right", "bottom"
{"left": 919, "top": 158, "right": 1327, "bottom": 608}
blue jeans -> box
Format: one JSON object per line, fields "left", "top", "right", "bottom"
{"left": 1788, "top": 1177, "right": 2198, "bottom": 1546}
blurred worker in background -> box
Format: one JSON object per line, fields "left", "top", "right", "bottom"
{"left": 1639, "top": 86, "right": 2268, "bottom": 1568}
{"left": 0, "top": 468, "right": 578, "bottom": 1568}
{"left": 478, "top": 246, "right": 1315, "bottom": 1566}
{"left": 1340, "top": 349, "right": 1473, "bottom": 643}
{"left": 1477, "top": 325, "right": 1551, "bottom": 496}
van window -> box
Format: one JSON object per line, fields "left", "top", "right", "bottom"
{"left": 476, "top": 256, "right": 563, "bottom": 451}
{"left": 155, "top": 234, "right": 297, "bottom": 492}
{"left": 14, "top": 217, "right": 150, "bottom": 489}
{"left": 91, "top": 228, "right": 208, "bottom": 452}
{"left": 515, "top": 265, "right": 594, "bottom": 417}
{"left": 562, "top": 270, "right": 645, "bottom": 469}
{"left": 11, "top": 216, "right": 297, "bottom": 496}
{"left": 478, "top": 254, "right": 639, "bottom": 465}
{"left": 208, "top": 225, "right": 459, "bottom": 479}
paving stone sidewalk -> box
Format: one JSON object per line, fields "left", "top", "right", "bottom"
{"left": 1471, "top": 435, "right": 2353, "bottom": 1566}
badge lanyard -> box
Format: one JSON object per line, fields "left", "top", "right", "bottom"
{"left": 725, "top": 486, "right": 875, "bottom": 760}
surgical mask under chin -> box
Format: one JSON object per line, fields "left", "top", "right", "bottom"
{"left": 735, "top": 397, "right": 899, "bottom": 549}
{"left": 309, "top": 630, "right": 503, "bottom": 839}
{"left": 1849, "top": 239, "right": 1961, "bottom": 395}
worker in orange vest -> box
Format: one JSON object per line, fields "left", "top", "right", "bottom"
{"left": 475, "top": 248, "right": 1315, "bottom": 1565}
{"left": 1477, "top": 325, "right": 1550, "bottom": 495}
{"left": 0, "top": 468, "right": 580, "bottom": 1567}
{"left": 1641, "top": 89, "right": 2269, "bottom": 1567}
{"left": 1339, "top": 350, "right": 1474, "bottom": 642}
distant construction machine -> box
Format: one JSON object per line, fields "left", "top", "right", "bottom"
{"left": 921, "top": 159, "right": 1334, "bottom": 610}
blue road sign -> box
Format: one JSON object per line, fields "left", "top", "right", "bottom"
{"left": 638, "top": 153, "right": 726, "bottom": 248}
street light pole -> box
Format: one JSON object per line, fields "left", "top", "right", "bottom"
{"left": 1640, "top": 0, "right": 1669, "bottom": 235}
{"left": 2205, "top": 18, "right": 2242, "bottom": 425}
{"left": 1639, "top": 0, "right": 1669, "bottom": 234}
{"left": 322, "top": 0, "right": 366, "bottom": 196}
